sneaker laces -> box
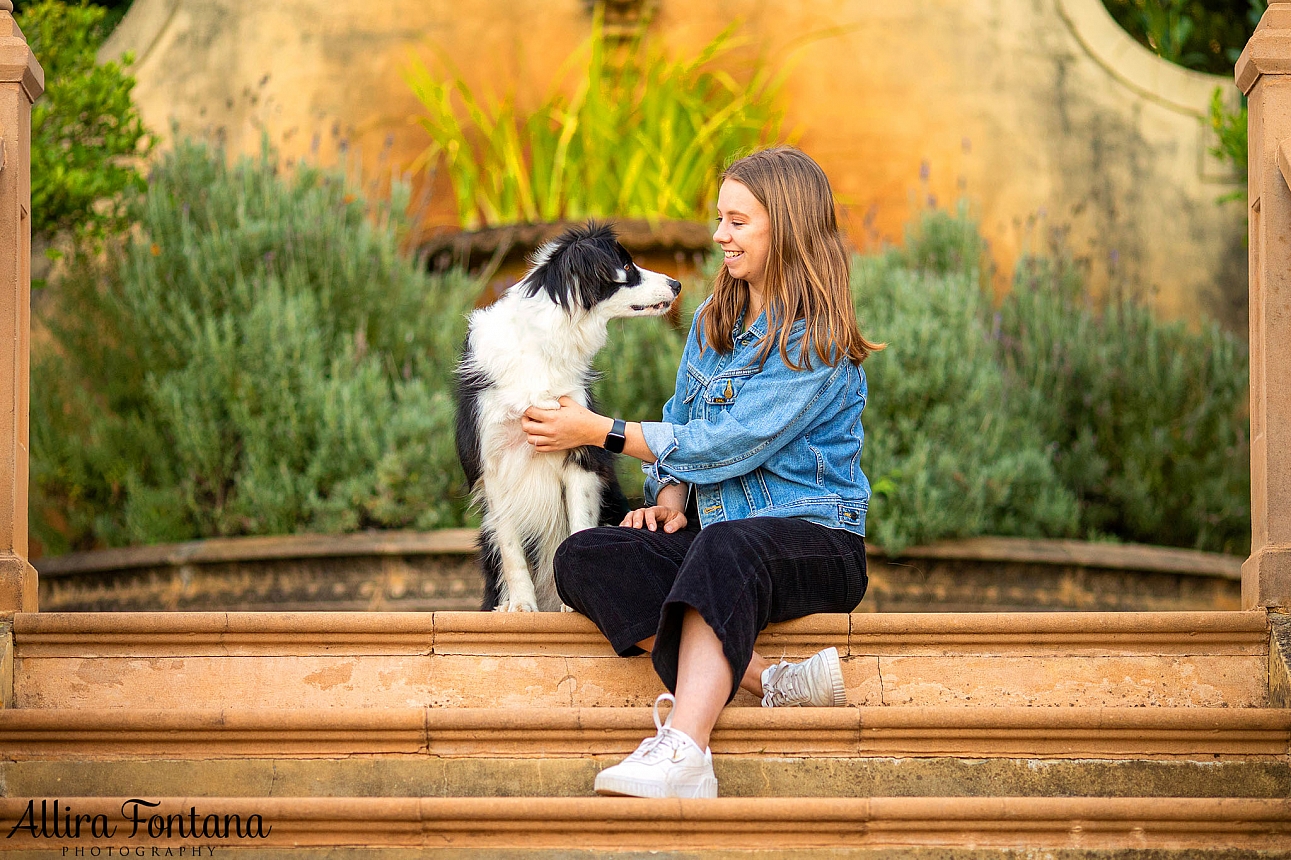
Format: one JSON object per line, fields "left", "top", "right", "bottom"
{"left": 761, "top": 662, "right": 807, "bottom": 707}
{"left": 627, "top": 693, "right": 689, "bottom": 763}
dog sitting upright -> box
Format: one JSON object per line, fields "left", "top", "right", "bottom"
{"left": 455, "top": 222, "right": 682, "bottom": 611}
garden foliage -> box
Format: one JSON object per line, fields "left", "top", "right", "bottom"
{"left": 19, "top": 0, "right": 153, "bottom": 243}
{"left": 31, "top": 144, "right": 1251, "bottom": 556}
{"left": 999, "top": 255, "right": 1250, "bottom": 555}
{"left": 865, "top": 209, "right": 1249, "bottom": 555}
{"left": 407, "top": 10, "right": 787, "bottom": 229}
{"left": 853, "top": 237, "right": 1080, "bottom": 553}
{"left": 32, "top": 139, "right": 478, "bottom": 553}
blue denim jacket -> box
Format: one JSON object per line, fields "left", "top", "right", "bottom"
{"left": 640, "top": 301, "right": 871, "bottom": 535}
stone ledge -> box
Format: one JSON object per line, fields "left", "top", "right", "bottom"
{"left": 0, "top": 796, "right": 1287, "bottom": 851}
{"left": 7, "top": 757, "right": 1288, "bottom": 802}
{"left": 1, "top": 706, "right": 1286, "bottom": 760}
{"left": 34, "top": 533, "right": 1243, "bottom": 579}
{"left": 11, "top": 610, "right": 1269, "bottom": 658}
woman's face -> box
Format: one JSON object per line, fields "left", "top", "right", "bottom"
{"left": 714, "top": 178, "right": 771, "bottom": 292}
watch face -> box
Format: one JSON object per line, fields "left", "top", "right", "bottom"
{"left": 605, "top": 420, "right": 627, "bottom": 453}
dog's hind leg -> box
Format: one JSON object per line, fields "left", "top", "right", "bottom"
{"left": 555, "top": 458, "right": 607, "bottom": 613}
{"left": 563, "top": 459, "right": 606, "bottom": 534}
{"left": 477, "top": 525, "right": 504, "bottom": 612}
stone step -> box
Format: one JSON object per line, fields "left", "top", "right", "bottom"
{"left": 8, "top": 756, "right": 1288, "bottom": 801}
{"left": 1, "top": 796, "right": 1288, "bottom": 853}
{"left": 12, "top": 610, "right": 1270, "bottom": 709}
{"left": 2, "top": 707, "right": 1288, "bottom": 801}
{"left": 2, "top": 706, "right": 1287, "bottom": 759}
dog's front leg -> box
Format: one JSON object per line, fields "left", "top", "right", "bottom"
{"left": 485, "top": 512, "right": 541, "bottom": 612}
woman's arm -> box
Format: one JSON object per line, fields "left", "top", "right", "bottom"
{"left": 521, "top": 396, "right": 657, "bottom": 462}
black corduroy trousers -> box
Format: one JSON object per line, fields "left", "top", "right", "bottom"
{"left": 554, "top": 516, "right": 868, "bottom": 704}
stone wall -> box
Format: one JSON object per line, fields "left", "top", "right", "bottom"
{"left": 101, "top": 0, "right": 1247, "bottom": 327}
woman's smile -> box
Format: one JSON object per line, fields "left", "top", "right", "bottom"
{"left": 714, "top": 179, "right": 770, "bottom": 290}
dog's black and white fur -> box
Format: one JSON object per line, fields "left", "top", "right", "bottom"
{"left": 455, "top": 222, "right": 683, "bottom": 611}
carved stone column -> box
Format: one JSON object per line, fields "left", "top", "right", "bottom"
{"left": 1237, "top": 0, "right": 1291, "bottom": 610}
{"left": 0, "top": 0, "right": 43, "bottom": 615}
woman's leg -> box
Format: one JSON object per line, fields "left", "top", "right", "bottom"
{"left": 651, "top": 517, "right": 869, "bottom": 744}
{"left": 637, "top": 634, "right": 773, "bottom": 700}
{"left": 554, "top": 524, "right": 696, "bottom": 656}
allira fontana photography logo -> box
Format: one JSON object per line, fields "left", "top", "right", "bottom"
{"left": 7, "top": 799, "right": 272, "bottom": 846}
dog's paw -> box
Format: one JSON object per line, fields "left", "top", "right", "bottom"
{"left": 560, "top": 603, "right": 577, "bottom": 613}
{"left": 496, "top": 598, "right": 540, "bottom": 612}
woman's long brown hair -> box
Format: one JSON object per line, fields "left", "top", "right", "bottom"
{"left": 698, "top": 146, "right": 883, "bottom": 369}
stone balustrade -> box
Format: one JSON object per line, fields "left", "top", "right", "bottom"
{"left": 1237, "top": 0, "right": 1291, "bottom": 610}
{"left": 0, "top": 0, "right": 41, "bottom": 616}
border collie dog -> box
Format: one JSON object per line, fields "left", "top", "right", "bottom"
{"left": 456, "top": 222, "right": 682, "bottom": 611}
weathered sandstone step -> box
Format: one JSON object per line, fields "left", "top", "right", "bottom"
{"left": 8, "top": 756, "right": 1289, "bottom": 801}
{"left": 1, "top": 796, "right": 1288, "bottom": 852}
{"left": 2, "top": 707, "right": 1287, "bottom": 759}
{"left": 3, "top": 707, "right": 1288, "bottom": 801}
{"left": 12, "top": 611, "right": 1270, "bottom": 709}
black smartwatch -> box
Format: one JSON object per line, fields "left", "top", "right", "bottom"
{"left": 604, "top": 418, "right": 627, "bottom": 453}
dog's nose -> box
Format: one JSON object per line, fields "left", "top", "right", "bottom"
{"left": 668, "top": 278, "right": 682, "bottom": 296}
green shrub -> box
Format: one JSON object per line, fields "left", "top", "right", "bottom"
{"left": 999, "top": 255, "right": 1250, "bottom": 554}
{"left": 32, "top": 146, "right": 1250, "bottom": 555}
{"left": 20, "top": 0, "right": 153, "bottom": 243}
{"left": 407, "top": 9, "right": 788, "bottom": 228}
{"left": 32, "top": 138, "right": 479, "bottom": 552}
{"left": 853, "top": 246, "right": 1080, "bottom": 553}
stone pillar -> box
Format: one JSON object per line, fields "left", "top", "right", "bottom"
{"left": 0, "top": 0, "right": 42, "bottom": 616}
{"left": 1237, "top": 0, "right": 1291, "bottom": 610}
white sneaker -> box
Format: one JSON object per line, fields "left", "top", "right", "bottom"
{"left": 593, "top": 693, "right": 718, "bottom": 798}
{"left": 760, "top": 646, "right": 847, "bottom": 707}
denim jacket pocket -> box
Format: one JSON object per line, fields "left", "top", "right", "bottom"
{"left": 702, "top": 367, "right": 757, "bottom": 409}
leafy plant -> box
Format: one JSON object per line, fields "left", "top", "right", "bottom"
{"left": 407, "top": 10, "right": 789, "bottom": 229}
{"left": 1208, "top": 86, "right": 1247, "bottom": 203}
{"left": 999, "top": 253, "right": 1250, "bottom": 554}
{"left": 1102, "top": 0, "right": 1264, "bottom": 74}
{"left": 853, "top": 246, "right": 1080, "bottom": 554}
{"left": 31, "top": 138, "right": 479, "bottom": 552}
{"left": 19, "top": 0, "right": 154, "bottom": 243}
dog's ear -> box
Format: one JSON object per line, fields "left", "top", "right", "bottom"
{"left": 525, "top": 222, "right": 620, "bottom": 312}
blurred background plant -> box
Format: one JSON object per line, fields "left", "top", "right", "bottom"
{"left": 1101, "top": 0, "right": 1265, "bottom": 74}
{"left": 18, "top": 0, "right": 153, "bottom": 250}
{"left": 31, "top": 139, "right": 478, "bottom": 554}
{"left": 1208, "top": 86, "right": 1248, "bottom": 203}
{"left": 1001, "top": 251, "right": 1250, "bottom": 555}
{"left": 29, "top": 136, "right": 1252, "bottom": 556}
{"left": 406, "top": 8, "right": 789, "bottom": 229}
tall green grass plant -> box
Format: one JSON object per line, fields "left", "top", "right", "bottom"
{"left": 407, "top": 11, "right": 788, "bottom": 229}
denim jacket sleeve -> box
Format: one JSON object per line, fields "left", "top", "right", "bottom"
{"left": 641, "top": 324, "right": 849, "bottom": 487}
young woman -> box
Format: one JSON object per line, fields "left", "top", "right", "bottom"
{"left": 520, "top": 146, "right": 881, "bottom": 799}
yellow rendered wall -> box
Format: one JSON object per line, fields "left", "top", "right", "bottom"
{"left": 102, "top": 0, "right": 1248, "bottom": 327}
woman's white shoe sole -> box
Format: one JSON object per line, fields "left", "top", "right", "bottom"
{"left": 594, "top": 774, "right": 718, "bottom": 799}
{"left": 823, "top": 646, "right": 846, "bottom": 707}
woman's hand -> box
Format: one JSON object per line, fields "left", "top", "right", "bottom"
{"left": 620, "top": 505, "right": 688, "bottom": 533}
{"left": 522, "top": 396, "right": 612, "bottom": 453}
